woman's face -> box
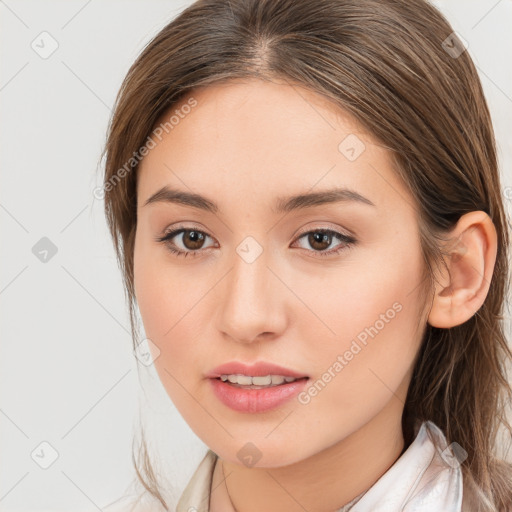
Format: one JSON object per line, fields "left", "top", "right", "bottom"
{"left": 134, "top": 78, "right": 428, "bottom": 467}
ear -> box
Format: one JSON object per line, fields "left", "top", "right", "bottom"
{"left": 427, "top": 211, "right": 498, "bottom": 328}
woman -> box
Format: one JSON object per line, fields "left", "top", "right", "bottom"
{"left": 100, "top": 0, "right": 512, "bottom": 510}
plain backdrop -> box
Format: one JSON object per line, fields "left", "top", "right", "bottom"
{"left": 1, "top": 1, "right": 511, "bottom": 511}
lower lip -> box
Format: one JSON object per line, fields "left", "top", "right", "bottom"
{"left": 209, "top": 377, "right": 309, "bottom": 413}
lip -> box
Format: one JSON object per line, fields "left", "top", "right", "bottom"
{"left": 206, "top": 361, "right": 309, "bottom": 413}
{"left": 209, "top": 376, "right": 309, "bottom": 413}
{"left": 206, "top": 361, "right": 309, "bottom": 379}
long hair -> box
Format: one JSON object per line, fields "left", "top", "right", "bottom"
{"left": 100, "top": 0, "right": 512, "bottom": 509}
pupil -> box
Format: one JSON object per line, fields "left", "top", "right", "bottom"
{"left": 311, "top": 232, "right": 330, "bottom": 250}
{"left": 185, "top": 230, "right": 204, "bottom": 249}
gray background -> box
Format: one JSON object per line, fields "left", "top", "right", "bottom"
{"left": 1, "top": 1, "right": 511, "bottom": 511}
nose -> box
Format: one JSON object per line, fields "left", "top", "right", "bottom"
{"left": 215, "top": 246, "right": 288, "bottom": 345}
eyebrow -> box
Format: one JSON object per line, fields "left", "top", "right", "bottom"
{"left": 142, "top": 185, "right": 376, "bottom": 213}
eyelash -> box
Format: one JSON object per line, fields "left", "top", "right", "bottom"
{"left": 155, "top": 225, "right": 357, "bottom": 259}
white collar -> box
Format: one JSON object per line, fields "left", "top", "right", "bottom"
{"left": 176, "top": 420, "right": 463, "bottom": 512}
{"left": 343, "top": 420, "right": 463, "bottom": 511}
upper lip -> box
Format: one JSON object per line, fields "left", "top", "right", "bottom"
{"left": 206, "top": 361, "right": 309, "bottom": 379}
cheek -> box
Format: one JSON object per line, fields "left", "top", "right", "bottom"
{"left": 134, "top": 253, "right": 207, "bottom": 418}
{"left": 297, "top": 239, "right": 425, "bottom": 415}
{"left": 133, "top": 241, "right": 210, "bottom": 379}
{"left": 134, "top": 238, "right": 183, "bottom": 353}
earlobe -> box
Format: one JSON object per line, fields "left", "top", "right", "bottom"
{"left": 427, "top": 211, "right": 497, "bottom": 329}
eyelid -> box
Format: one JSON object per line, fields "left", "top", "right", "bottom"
{"left": 157, "top": 221, "right": 357, "bottom": 258}
{"left": 157, "top": 223, "right": 217, "bottom": 247}
{"left": 159, "top": 222, "right": 213, "bottom": 240}
{"left": 159, "top": 221, "right": 353, "bottom": 242}
{"left": 293, "top": 221, "right": 355, "bottom": 239}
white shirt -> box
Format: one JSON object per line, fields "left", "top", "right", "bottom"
{"left": 102, "top": 420, "right": 472, "bottom": 511}
{"left": 176, "top": 420, "right": 465, "bottom": 512}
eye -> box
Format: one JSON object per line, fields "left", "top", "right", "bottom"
{"left": 155, "top": 226, "right": 216, "bottom": 258}
{"left": 156, "top": 226, "right": 357, "bottom": 258}
{"left": 291, "top": 229, "right": 356, "bottom": 257}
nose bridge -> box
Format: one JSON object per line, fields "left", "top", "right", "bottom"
{"left": 216, "top": 236, "right": 285, "bottom": 343}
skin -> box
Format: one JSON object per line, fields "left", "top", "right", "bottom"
{"left": 133, "top": 77, "right": 497, "bottom": 512}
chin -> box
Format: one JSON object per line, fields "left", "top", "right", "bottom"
{"left": 211, "top": 438, "right": 313, "bottom": 469}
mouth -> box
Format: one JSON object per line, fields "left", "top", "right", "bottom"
{"left": 208, "top": 373, "right": 310, "bottom": 413}
{"left": 206, "top": 361, "right": 310, "bottom": 412}
{"left": 215, "top": 374, "right": 309, "bottom": 389}
{"left": 206, "top": 360, "right": 309, "bottom": 380}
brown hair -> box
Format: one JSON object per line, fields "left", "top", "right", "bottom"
{"left": 101, "top": 0, "right": 512, "bottom": 509}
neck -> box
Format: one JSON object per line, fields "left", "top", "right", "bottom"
{"left": 213, "top": 397, "right": 406, "bottom": 512}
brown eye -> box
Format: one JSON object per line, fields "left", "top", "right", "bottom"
{"left": 307, "top": 231, "right": 332, "bottom": 251}
{"left": 293, "top": 229, "right": 356, "bottom": 257}
{"left": 156, "top": 227, "right": 215, "bottom": 258}
{"left": 180, "top": 230, "right": 207, "bottom": 250}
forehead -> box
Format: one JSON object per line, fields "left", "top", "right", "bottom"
{"left": 160, "top": 77, "right": 370, "bottom": 149}
{"left": 136, "top": 78, "right": 410, "bottom": 215}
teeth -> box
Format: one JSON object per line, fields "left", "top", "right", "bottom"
{"left": 219, "top": 374, "right": 300, "bottom": 386}
{"left": 237, "top": 375, "right": 253, "bottom": 385}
